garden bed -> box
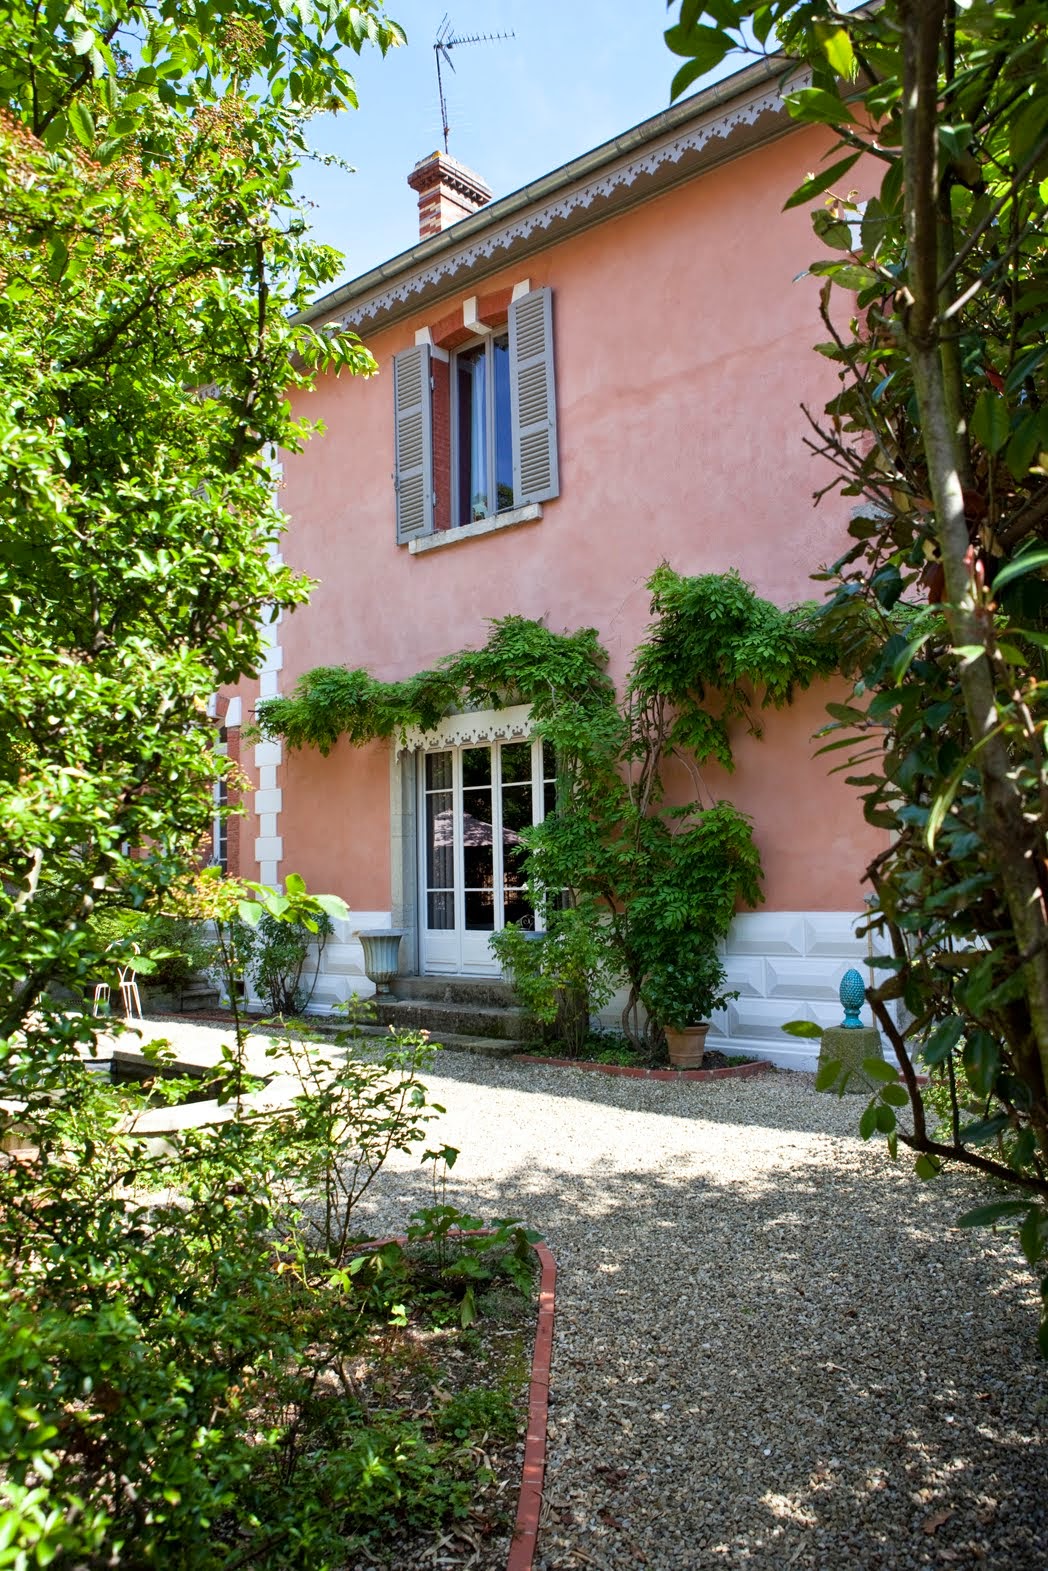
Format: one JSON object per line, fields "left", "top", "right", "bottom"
{"left": 339, "top": 1238, "right": 557, "bottom": 1571}
{"left": 271, "top": 1237, "right": 552, "bottom": 1571}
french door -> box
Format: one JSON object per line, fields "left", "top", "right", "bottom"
{"left": 419, "top": 738, "right": 555, "bottom": 974}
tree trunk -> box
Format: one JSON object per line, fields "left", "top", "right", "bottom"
{"left": 899, "top": 0, "right": 1048, "bottom": 1121}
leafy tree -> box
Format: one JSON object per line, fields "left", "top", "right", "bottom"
{"left": 516, "top": 568, "right": 814, "bottom": 1054}
{"left": 0, "top": 0, "right": 400, "bottom": 1040}
{"left": 0, "top": 3, "right": 429, "bottom": 1561}
{"left": 666, "top": 1, "right": 1048, "bottom": 1341}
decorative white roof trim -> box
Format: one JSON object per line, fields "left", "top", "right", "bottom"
{"left": 330, "top": 78, "right": 805, "bottom": 330}
{"left": 395, "top": 703, "right": 533, "bottom": 757}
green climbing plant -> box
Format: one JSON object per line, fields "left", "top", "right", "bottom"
{"left": 258, "top": 566, "right": 833, "bottom": 1056}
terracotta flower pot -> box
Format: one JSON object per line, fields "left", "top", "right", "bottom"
{"left": 664, "top": 1023, "right": 709, "bottom": 1069}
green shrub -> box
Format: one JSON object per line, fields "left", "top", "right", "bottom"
{"left": 248, "top": 909, "right": 333, "bottom": 1015}
{"left": 0, "top": 1001, "right": 536, "bottom": 1569}
{"left": 82, "top": 907, "right": 216, "bottom": 990}
{"left": 491, "top": 908, "right": 615, "bottom": 1058}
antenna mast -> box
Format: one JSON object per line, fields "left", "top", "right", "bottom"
{"left": 434, "top": 15, "right": 515, "bottom": 155}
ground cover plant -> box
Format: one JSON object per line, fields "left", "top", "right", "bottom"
{"left": 666, "top": 0, "right": 1048, "bottom": 1344}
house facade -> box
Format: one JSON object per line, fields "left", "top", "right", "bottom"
{"left": 221, "top": 57, "right": 886, "bottom": 1067}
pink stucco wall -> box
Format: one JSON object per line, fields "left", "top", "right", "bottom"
{"left": 258, "top": 123, "right": 883, "bottom": 912}
{"left": 278, "top": 737, "right": 392, "bottom": 910}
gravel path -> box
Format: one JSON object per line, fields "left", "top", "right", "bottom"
{"left": 147, "top": 1024, "right": 1048, "bottom": 1570}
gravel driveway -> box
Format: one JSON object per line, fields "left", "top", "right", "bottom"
{"left": 147, "top": 1024, "right": 1047, "bottom": 1570}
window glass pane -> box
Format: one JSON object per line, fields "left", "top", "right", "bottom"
{"left": 542, "top": 741, "right": 555, "bottom": 780}
{"left": 470, "top": 346, "right": 488, "bottom": 520}
{"left": 544, "top": 781, "right": 556, "bottom": 819}
{"left": 427, "top": 891, "right": 455, "bottom": 930}
{"left": 456, "top": 354, "right": 473, "bottom": 527}
{"left": 501, "top": 785, "right": 532, "bottom": 831}
{"left": 465, "top": 888, "right": 496, "bottom": 931}
{"left": 463, "top": 842, "right": 494, "bottom": 890}
{"left": 493, "top": 334, "right": 513, "bottom": 513}
{"left": 462, "top": 747, "right": 492, "bottom": 787}
{"left": 425, "top": 751, "right": 452, "bottom": 792}
{"left": 456, "top": 344, "right": 489, "bottom": 525}
{"left": 504, "top": 838, "right": 529, "bottom": 883}
{"left": 462, "top": 783, "right": 493, "bottom": 890}
{"left": 457, "top": 343, "right": 488, "bottom": 522}
{"left": 426, "top": 792, "right": 454, "bottom": 890}
{"left": 500, "top": 741, "right": 531, "bottom": 784}
{"left": 503, "top": 885, "right": 533, "bottom": 928}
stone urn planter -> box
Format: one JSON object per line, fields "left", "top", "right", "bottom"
{"left": 664, "top": 1023, "right": 709, "bottom": 1069}
{"left": 358, "top": 930, "right": 404, "bottom": 995}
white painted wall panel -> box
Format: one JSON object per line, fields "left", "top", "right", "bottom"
{"left": 725, "top": 912, "right": 806, "bottom": 957}
{"left": 722, "top": 957, "right": 765, "bottom": 998}
{"left": 765, "top": 956, "right": 847, "bottom": 1001}
{"left": 802, "top": 913, "right": 867, "bottom": 958}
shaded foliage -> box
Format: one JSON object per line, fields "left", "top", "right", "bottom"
{"left": 667, "top": 0, "right": 1048, "bottom": 1344}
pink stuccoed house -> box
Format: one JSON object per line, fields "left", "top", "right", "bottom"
{"left": 218, "top": 57, "right": 885, "bottom": 1067}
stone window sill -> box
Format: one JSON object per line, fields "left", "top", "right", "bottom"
{"left": 408, "top": 503, "right": 542, "bottom": 554}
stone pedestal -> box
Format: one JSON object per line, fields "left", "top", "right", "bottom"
{"left": 818, "top": 1025, "right": 884, "bottom": 1094}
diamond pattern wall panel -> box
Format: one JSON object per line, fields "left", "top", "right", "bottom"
{"left": 725, "top": 912, "right": 806, "bottom": 957}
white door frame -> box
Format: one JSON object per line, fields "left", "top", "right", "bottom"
{"left": 417, "top": 736, "right": 553, "bottom": 976}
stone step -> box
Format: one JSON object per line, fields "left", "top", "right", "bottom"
{"left": 275, "top": 1017, "right": 523, "bottom": 1059}
{"left": 178, "top": 982, "right": 221, "bottom": 1013}
{"left": 428, "top": 1033, "right": 523, "bottom": 1058}
{"left": 388, "top": 974, "right": 517, "bottom": 1008}
{"left": 373, "top": 996, "right": 540, "bottom": 1044}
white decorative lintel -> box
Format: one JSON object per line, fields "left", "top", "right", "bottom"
{"left": 395, "top": 703, "right": 533, "bottom": 758}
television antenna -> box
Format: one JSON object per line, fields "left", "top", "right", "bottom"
{"left": 434, "top": 15, "right": 515, "bottom": 155}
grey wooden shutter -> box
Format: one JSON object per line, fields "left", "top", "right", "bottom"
{"left": 509, "top": 287, "right": 559, "bottom": 505}
{"left": 393, "top": 344, "right": 433, "bottom": 544}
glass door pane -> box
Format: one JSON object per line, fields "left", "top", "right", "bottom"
{"left": 461, "top": 746, "right": 495, "bottom": 931}
{"left": 500, "top": 741, "right": 534, "bottom": 929}
{"left": 424, "top": 751, "right": 454, "bottom": 930}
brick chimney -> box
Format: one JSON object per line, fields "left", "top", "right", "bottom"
{"left": 407, "top": 151, "right": 492, "bottom": 240}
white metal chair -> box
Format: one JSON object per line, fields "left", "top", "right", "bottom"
{"left": 116, "top": 963, "right": 143, "bottom": 1020}
{"left": 91, "top": 982, "right": 111, "bottom": 1016}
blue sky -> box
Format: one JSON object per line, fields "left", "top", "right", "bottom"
{"left": 294, "top": 0, "right": 744, "bottom": 287}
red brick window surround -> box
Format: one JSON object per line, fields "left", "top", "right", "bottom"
{"left": 392, "top": 283, "right": 559, "bottom": 549}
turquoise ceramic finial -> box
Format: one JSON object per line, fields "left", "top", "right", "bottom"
{"left": 839, "top": 968, "right": 866, "bottom": 1028}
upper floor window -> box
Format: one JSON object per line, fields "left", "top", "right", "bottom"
{"left": 393, "top": 286, "right": 559, "bottom": 546}
{"left": 455, "top": 333, "right": 512, "bottom": 524}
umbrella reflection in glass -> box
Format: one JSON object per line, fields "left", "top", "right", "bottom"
{"left": 427, "top": 807, "right": 531, "bottom": 931}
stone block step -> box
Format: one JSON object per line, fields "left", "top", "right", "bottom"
{"left": 430, "top": 1033, "right": 523, "bottom": 1058}
{"left": 389, "top": 975, "right": 517, "bottom": 1008}
{"left": 178, "top": 983, "right": 221, "bottom": 1013}
{"left": 279, "top": 1019, "right": 522, "bottom": 1058}
{"left": 373, "top": 996, "right": 541, "bottom": 1044}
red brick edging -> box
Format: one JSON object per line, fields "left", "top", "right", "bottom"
{"left": 508, "top": 1241, "right": 557, "bottom": 1571}
{"left": 515, "top": 1054, "right": 773, "bottom": 1082}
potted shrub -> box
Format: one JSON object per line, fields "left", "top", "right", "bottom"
{"left": 640, "top": 934, "right": 738, "bottom": 1069}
